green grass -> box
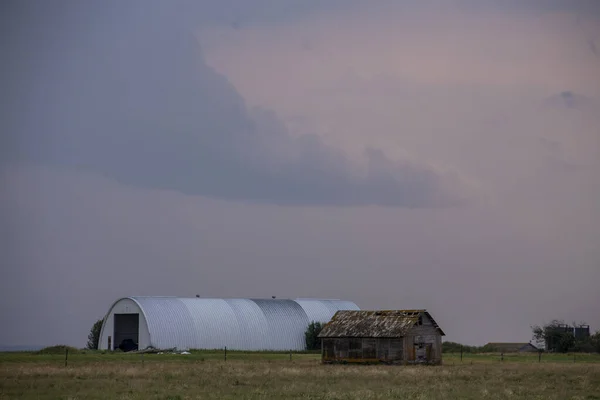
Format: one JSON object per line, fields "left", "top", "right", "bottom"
{"left": 33, "top": 345, "right": 82, "bottom": 355}
{"left": 0, "top": 349, "right": 320, "bottom": 365}
{"left": 1, "top": 351, "right": 599, "bottom": 399}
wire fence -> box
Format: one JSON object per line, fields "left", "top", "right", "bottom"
{"left": 443, "top": 350, "right": 600, "bottom": 364}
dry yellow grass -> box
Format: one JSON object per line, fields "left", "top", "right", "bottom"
{"left": 1, "top": 353, "right": 599, "bottom": 399}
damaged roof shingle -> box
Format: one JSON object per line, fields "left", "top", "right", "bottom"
{"left": 318, "top": 310, "right": 445, "bottom": 338}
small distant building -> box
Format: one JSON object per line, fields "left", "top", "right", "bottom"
{"left": 318, "top": 310, "right": 445, "bottom": 365}
{"left": 545, "top": 324, "right": 590, "bottom": 351}
{"left": 574, "top": 325, "right": 590, "bottom": 341}
{"left": 485, "top": 343, "right": 539, "bottom": 353}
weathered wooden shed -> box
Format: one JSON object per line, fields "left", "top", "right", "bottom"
{"left": 318, "top": 310, "right": 445, "bottom": 365}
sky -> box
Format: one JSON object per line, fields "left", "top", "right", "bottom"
{"left": 1, "top": 0, "right": 599, "bottom": 347}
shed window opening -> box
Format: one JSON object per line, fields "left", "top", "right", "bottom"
{"left": 349, "top": 339, "right": 362, "bottom": 359}
{"left": 323, "top": 339, "right": 335, "bottom": 359}
{"left": 363, "top": 339, "right": 377, "bottom": 359}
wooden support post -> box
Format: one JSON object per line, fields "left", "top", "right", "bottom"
{"left": 65, "top": 348, "right": 69, "bottom": 367}
{"left": 460, "top": 345, "right": 463, "bottom": 362}
{"left": 290, "top": 350, "right": 292, "bottom": 361}
{"left": 224, "top": 346, "right": 227, "bottom": 362}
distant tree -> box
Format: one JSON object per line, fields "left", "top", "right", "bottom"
{"left": 86, "top": 319, "right": 103, "bottom": 350}
{"left": 305, "top": 321, "right": 323, "bottom": 351}
{"left": 441, "top": 341, "right": 494, "bottom": 354}
{"left": 479, "top": 343, "right": 498, "bottom": 353}
{"left": 441, "top": 341, "right": 463, "bottom": 353}
{"left": 587, "top": 331, "right": 600, "bottom": 354}
{"left": 572, "top": 338, "right": 596, "bottom": 353}
{"left": 442, "top": 341, "right": 476, "bottom": 353}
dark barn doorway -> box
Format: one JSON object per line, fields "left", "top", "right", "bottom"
{"left": 114, "top": 314, "right": 139, "bottom": 352}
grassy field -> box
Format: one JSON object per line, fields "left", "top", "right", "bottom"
{"left": 1, "top": 351, "right": 600, "bottom": 399}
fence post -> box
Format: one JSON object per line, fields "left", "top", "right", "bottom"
{"left": 460, "top": 346, "right": 463, "bottom": 362}
{"left": 65, "top": 348, "right": 69, "bottom": 367}
{"left": 224, "top": 346, "right": 227, "bottom": 362}
{"left": 538, "top": 350, "right": 542, "bottom": 363}
{"left": 501, "top": 352, "right": 504, "bottom": 362}
{"left": 289, "top": 350, "right": 292, "bottom": 361}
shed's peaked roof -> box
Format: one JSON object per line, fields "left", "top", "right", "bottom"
{"left": 318, "top": 310, "right": 445, "bottom": 338}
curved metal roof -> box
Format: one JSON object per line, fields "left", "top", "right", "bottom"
{"left": 295, "top": 299, "right": 359, "bottom": 324}
{"left": 120, "top": 297, "right": 359, "bottom": 351}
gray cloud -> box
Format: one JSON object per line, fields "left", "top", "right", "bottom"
{"left": 2, "top": 1, "right": 464, "bottom": 207}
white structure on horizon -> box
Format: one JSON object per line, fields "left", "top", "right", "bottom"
{"left": 99, "top": 297, "right": 359, "bottom": 351}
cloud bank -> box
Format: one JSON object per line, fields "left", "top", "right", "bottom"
{"left": 2, "top": 2, "right": 466, "bottom": 207}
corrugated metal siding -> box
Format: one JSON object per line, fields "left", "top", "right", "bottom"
{"left": 134, "top": 297, "right": 196, "bottom": 350}
{"left": 128, "top": 297, "right": 359, "bottom": 351}
{"left": 180, "top": 298, "right": 242, "bottom": 349}
{"left": 295, "top": 299, "right": 360, "bottom": 323}
{"left": 225, "top": 299, "right": 271, "bottom": 350}
{"left": 251, "top": 299, "right": 309, "bottom": 350}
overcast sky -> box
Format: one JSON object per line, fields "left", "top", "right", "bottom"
{"left": 1, "top": 0, "right": 599, "bottom": 347}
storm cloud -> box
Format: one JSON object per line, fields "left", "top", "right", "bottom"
{"left": 2, "top": 2, "right": 465, "bottom": 207}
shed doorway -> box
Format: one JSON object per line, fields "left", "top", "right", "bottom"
{"left": 414, "top": 343, "right": 432, "bottom": 363}
{"left": 114, "top": 314, "right": 139, "bottom": 352}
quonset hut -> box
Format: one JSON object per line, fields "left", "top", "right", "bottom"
{"left": 99, "top": 297, "right": 359, "bottom": 351}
